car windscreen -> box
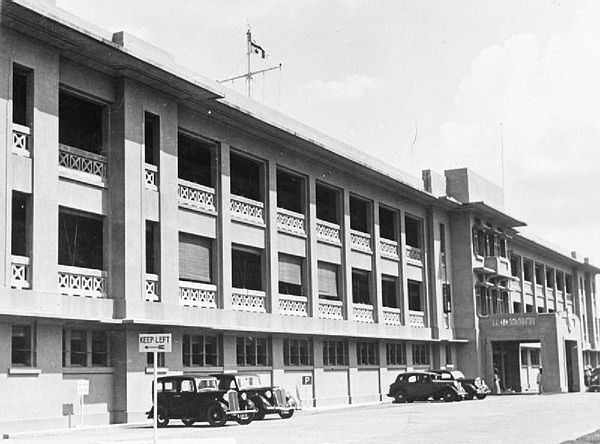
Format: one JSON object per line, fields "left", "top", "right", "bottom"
{"left": 195, "top": 377, "right": 219, "bottom": 391}
{"left": 450, "top": 371, "right": 466, "bottom": 379}
{"left": 235, "top": 375, "right": 264, "bottom": 389}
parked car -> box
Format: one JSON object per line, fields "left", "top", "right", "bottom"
{"left": 211, "top": 373, "right": 297, "bottom": 419}
{"left": 432, "top": 369, "right": 491, "bottom": 400}
{"left": 146, "top": 375, "right": 256, "bottom": 427}
{"left": 387, "top": 371, "right": 467, "bottom": 403}
{"left": 589, "top": 367, "right": 600, "bottom": 392}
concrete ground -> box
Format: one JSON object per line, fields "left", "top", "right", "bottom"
{"left": 4, "top": 393, "right": 599, "bottom": 444}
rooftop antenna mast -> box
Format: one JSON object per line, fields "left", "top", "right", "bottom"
{"left": 218, "top": 26, "right": 282, "bottom": 99}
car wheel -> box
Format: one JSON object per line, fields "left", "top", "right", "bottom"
{"left": 181, "top": 418, "right": 195, "bottom": 427}
{"left": 278, "top": 409, "right": 294, "bottom": 419}
{"left": 475, "top": 393, "right": 487, "bottom": 400}
{"left": 443, "top": 389, "right": 457, "bottom": 402}
{"left": 156, "top": 407, "right": 169, "bottom": 428}
{"left": 394, "top": 390, "right": 410, "bottom": 403}
{"left": 466, "top": 393, "right": 475, "bottom": 400}
{"left": 206, "top": 404, "right": 228, "bottom": 427}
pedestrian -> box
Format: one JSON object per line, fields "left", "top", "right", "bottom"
{"left": 493, "top": 368, "right": 501, "bottom": 395}
{"left": 537, "top": 368, "right": 543, "bottom": 395}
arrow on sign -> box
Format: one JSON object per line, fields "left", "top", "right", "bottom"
{"left": 142, "top": 344, "right": 166, "bottom": 351}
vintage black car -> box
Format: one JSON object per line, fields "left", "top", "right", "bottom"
{"left": 146, "top": 375, "right": 256, "bottom": 427}
{"left": 387, "top": 371, "right": 467, "bottom": 403}
{"left": 432, "top": 369, "right": 491, "bottom": 400}
{"left": 211, "top": 373, "right": 297, "bottom": 420}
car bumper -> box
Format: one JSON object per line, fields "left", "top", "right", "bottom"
{"left": 227, "top": 408, "right": 258, "bottom": 417}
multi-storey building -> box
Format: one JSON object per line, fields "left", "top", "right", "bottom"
{"left": 0, "top": 0, "right": 598, "bottom": 430}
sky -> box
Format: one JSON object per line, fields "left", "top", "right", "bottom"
{"left": 57, "top": 0, "right": 600, "bottom": 265}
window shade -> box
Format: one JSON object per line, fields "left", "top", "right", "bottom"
{"left": 179, "top": 233, "right": 211, "bottom": 282}
{"left": 318, "top": 262, "right": 338, "bottom": 298}
{"left": 279, "top": 254, "right": 302, "bottom": 285}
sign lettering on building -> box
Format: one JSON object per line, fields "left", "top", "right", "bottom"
{"left": 491, "top": 317, "right": 536, "bottom": 328}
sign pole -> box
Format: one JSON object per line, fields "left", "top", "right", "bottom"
{"left": 80, "top": 393, "right": 84, "bottom": 427}
{"left": 153, "top": 350, "right": 158, "bottom": 444}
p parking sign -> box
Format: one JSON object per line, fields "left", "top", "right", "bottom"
{"left": 302, "top": 375, "right": 313, "bottom": 385}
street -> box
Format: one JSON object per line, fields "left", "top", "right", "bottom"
{"left": 5, "top": 393, "right": 599, "bottom": 444}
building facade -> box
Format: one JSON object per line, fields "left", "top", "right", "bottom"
{"left": 0, "top": 0, "right": 599, "bottom": 430}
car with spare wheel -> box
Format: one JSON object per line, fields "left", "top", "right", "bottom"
{"left": 431, "top": 369, "right": 491, "bottom": 400}
{"left": 211, "top": 373, "right": 297, "bottom": 420}
{"left": 387, "top": 371, "right": 467, "bottom": 403}
{"left": 146, "top": 375, "right": 256, "bottom": 427}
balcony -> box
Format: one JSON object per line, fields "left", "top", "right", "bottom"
{"left": 316, "top": 219, "right": 341, "bottom": 245}
{"left": 144, "top": 274, "right": 160, "bottom": 302}
{"left": 231, "top": 288, "right": 266, "bottom": 313}
{"left": 58, "top": 265, "right": 106, "bottom": 298}
{"left": 276, "top": 208, "right": 306, "bottom": 237}
{"left": 380, "top": 239, "right": 399, "bottom": 260}
{"left": 382, "top": 307, "right": 402, "bottom": 326}
{"left": 405, "top": 246, "right": 423, "bottom": 265}
{"left": 408, "top": 310, "right": 426, "bottom": 328}
{"left": 144, "top": 164, "right": 158, "bottom": 191}
{"left": 179, "top": 281, "right": 217, "bottom": 308}
{"left": 12, "top": 124, "right": 31, "bottom": 157}
{"left": 318, "top": 299, "right": 344, "bottom": 320}
{"left": 508, "top": 279, "right": 521, "bottom": 292}
{"left": 523, "top": 281, "right": 533, "bottom": 294}
{"left": 483, "top": 256, "right": 512, "bottom": 278}
{"left": 353, "top": 303, "right": 375, "bottom": 323}
{"left": 178, "top": 180, "right": 216, "bottom": 213}
{"left": 230, "top": 195, "right": 264, "bottom": 225}
{"left": 279, "top": 294, "right": 308, "bottom": 317}
{"left": 11, "top": 255, "right": 30, "bottom": 289}
{"left": 58, "top": 144, "right": 107, "bottom": 186}
{"left": 350, "top": 230, "right": 372, "bottom": 254}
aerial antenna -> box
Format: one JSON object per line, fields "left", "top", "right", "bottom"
{"left": 218, "top": 25, "right": 282, "bottom": 99}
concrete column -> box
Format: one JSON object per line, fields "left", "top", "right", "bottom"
{"left": 342, "top": 189, "right": 352, "bottom": 320}
{"left": 271, "top": 335, "right": 284, "bottom": 385}
{"left": 37, "top": 323, "right": 62, "bottom": 373}
{"left": 347, "top": 338, "right": 357, "bottom": 403}
{"left": 312, "top": 338, "right": 323, "bottom": 407}
{"left": 166, "top": 330, "right": 183, "bottom": 370}
{"left": 425, "top": 207, "right": 439, "bottom": 332}
{"left": 0, "top": 51, "right": 9, "bottom": 287}
{"left": 307, "top": 176, "right": 319, "bottom": 317}
{"left": 372, "top": 201, "right": 383, "bottom": 323}
{"left": 266, "top": 161, "right": 279, "bottom": 313}
{"left": 218, "top": 144, "right": 232, "bottom": 309}
{"left": 399, "top": 209, "right": 410, "bottom": 325}
{"left": 518, "top": 256, "right": 526, "bottom": 312}
{"left": 377, "top": 341, "right": 387, "bottom": 401}
{"left": 222, "top": 333, "right": 237, "bottom": 371}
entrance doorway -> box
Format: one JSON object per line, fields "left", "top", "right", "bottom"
{"left": 565, "top": 340, "right": 577, "bottom": 392}
{"left": 492, "top": 340, "right": 542, "bottom": 393}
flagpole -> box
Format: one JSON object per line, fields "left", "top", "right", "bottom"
{"left": 246, "top": 27, "right": 252, "bottom": 98}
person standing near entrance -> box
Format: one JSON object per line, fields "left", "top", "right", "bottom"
{"left": 493, "top": 368, "right": 501, "bottom": 394}
{"left": 536, "top": 368, "right": 543, "bottom": 395}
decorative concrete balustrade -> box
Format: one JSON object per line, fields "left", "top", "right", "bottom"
{"left": 58, "top": 144, "right": 107, "bottom": 183}
{"left": 178, "top": 180, "right": 216, "bottom": 213}
{"left": 179, "top": 281, "right": 217, "bottom": 308}
{"left": 279, "top": 294, "right": 308, "bottom": 317}
{"left": 382, "top": 307, "right": 402, "bottom": 325}
{"left": 58, "top": 265, "right": 106, "bottom": 298}
{"left": 231, "top": 289, "right": 266, "bottom": 313}
{"left": 353, "top": 303, "right": 375, "bottom": 323}
{"left": 350, "top": 230, "right": 372, "bottom": 253}
{"left": 405, "top": 246, "right": 423, "bottom": 264}
{"left": 230, "top": 195, "right": 264, "bottom": 225}
{"left": 11, "top": 255, "right": 30, "bottom": 289}
{"left": 318, "top": 299, "right": 344, "bottom": 320}
{"left": 380, "top": 239, "right": 399, "bottom": 260}
{"left": 409, "top": 310, "right": 426, "bottom": 328}
{"left": 144, "top": 274, "right": 160, "bottom": 302}
{"left": 276, "top": 208, "right": 305, "bottom": 236}
{"left": 316, "top": 220, "right": 341, "bottom": 245}
{"left": 12, "top": 124, "right": 31, "bottom": 156}
{"left": 144, "top": 164, "right": 158, "bottom": 191}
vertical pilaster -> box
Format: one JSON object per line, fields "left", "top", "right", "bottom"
{"left": 377, "top": 341, "right": 387, "bottom": 401}
{"left": 307, "top": 176, "right": 319, "bottom": 317}
{"left": 218, "top": 144, "right": 232, "bottom": 309}
{"left": 342, "top": 189, "right": 352, "bottom": 320}
{"left": 399, "top": 209, "right": 410, "bottom": 325}
{"left": 222, "top": 333, "right": 237, "bottom": 371}
{"left": 347, "top": 338, "right": 357, "bottom": 403}
{"left": 0, "top": 53, "right": 10, "bottom": 287}
{"left": 267, "top": 161, "right": 279, "bottom": 313}
{"left": 372, "top": 201, "right": 383, "bottom": 323}
{"left": 425, "top": 207, "right": 439, "bottom": 332}
{"left": 271, "top": 335, "right": 284, "bottom": 385}
{"left": 518, "top": 256, "right": 526, "bottom": 312}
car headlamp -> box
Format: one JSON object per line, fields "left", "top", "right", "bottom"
{"left": 241, "top": 392, "right": 248, "bottom": 401}
{"left": 265, "top": 390, "right": 272, "bottom": 398}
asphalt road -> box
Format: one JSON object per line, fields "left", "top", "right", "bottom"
{"left": 6, "top": 393, "right": 600, "bottom": 444}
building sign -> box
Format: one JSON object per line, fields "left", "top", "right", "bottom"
{"left": 302, "top": 376, "right": 313, "bottom": 385}
{"left": 76, "top": 379, "right": 89, "bottom": 396}
{"left": 491, "top": 316, "right": 536, "bottom": 328}
{"left": 139, "top": 333, "right": 172, "bottom": 353}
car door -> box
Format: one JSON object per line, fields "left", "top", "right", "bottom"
{"left": 177, "top": 379, "right": 198, "bottom": 418}
{"left": 418, "top": 374, "right": 435, "bottom": 399}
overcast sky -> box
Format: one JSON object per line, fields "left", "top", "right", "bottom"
{"left": 57, "top": 0, "right": 600, "bottom": 264}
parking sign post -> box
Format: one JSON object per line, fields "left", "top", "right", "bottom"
{"left": 139, "top": 333, "right": 172, "bottom": 444}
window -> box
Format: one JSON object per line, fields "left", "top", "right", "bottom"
{"left": 277, "top": 170, "right": 304, "bottom": 214}
{"left": 442, "top": 284, "right": 452, "bottom": 313}
{"left": 352, "top": 269, "right": 371, "bottom": 304}
{"left": 12, "top": 325, "right": 34, "bottom": 367}
{"left": 535, "top": 265, "right": 544, "bottom": 286}
{"left": 146, "top": 221, "right": 159, "bottom": 274}
{"left": 58, "top": 209, "right": 103, "bottom": 270}
{"left": 545, "top": 268, "right": 554, "bottom": 288}
{"left": 323, "top": 340, "right": 348, "bottom": 366}
{"left": 412, "top": 343, "right": 430, "bottom": 366}
{"left": 382, "top": 276, "right": 398, "bottom": 308}
{"left": 178, "top": 133, "right": 214, "bottom": 187}
{"left": 279, "top": 254, "right": 304, "bottom": 296}
{"left": 566, "top": 275, "right": 573, "bottom": 294}
{"left": 182, "top": 334, "right": 219, "bottom": 367}
{"left": 147, "top": 351, "right": 165, "bottom": 367}
{"left": 179, "top": 233, "right": 212, "bottom": 283}
{"left": 523, "top": 261, "right": 533, "bottom": 282}
{"left": 350, "top": 196, "right": 370, "bottom": 233}
{"left": 284, "top": 338, "right": 312, "bottom": 366}
{"left": 236, "top": 336, "right": 270, "bottom": 366}
{"left": 530, "top": 349, "right": 540, "bottom": 367}
{"left": 230, "top": 153, "right": 262, "bottom": 202}
{"left": 405, "top": 216, "right": 422, "bottom": 249}
{"left": 357, "top": 342, "right": 378, "bottom": 366}
{"left": 476, "top": 286, "right": 489, "bottom": 316}
{"left": 510, "top": 255, "right": 520, "bottom": 278}
{"left": 556, "top": 272, "right": 564, "bottom": 292}
{"left": 386, "top": 343, "right": 406, "bottom": 366}
{"left": 12, "top": 64, "right": 31, "bottom": 127}
{"left": 11, "top": 192, "right": 29, "bottom": 257}
{"left": 379, "top": 207, "right": 396, "bottom": 241}
{"left": 445, "top": 343, "right": 452, "bottom": 365}
{"left": 520, "top": 349, "right": 528, "bottom": 367}
{"left": 62, "top": 329, "right": 109, "bottom": 367}
{"left": 316, "top": 183, "right": 339, "bottom": 224}
{"left": 144, "top": 112, "right": 159, "bottom": 166}
{"left": 407, "top": 280, "right": 422, "bottom": 311}
{"left": 318, "top": 261, "right": 339, "bottom": 300}
{"left": 232, "top": 247, "right": 263, "bottom": 290}
{"left": 513, "top": 301, "right": 522, "bottom": 313}
{"left": 59, "top": 91, "right": 103, "bottom": 154}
